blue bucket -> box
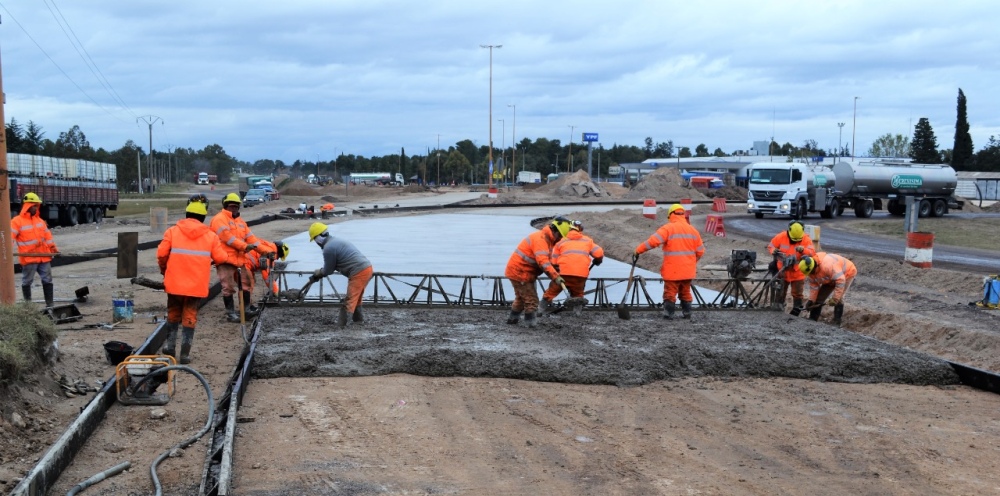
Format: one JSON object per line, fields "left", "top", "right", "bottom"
{"left": 984, "top": 276, "right": 1000, "bottom": 307}
{"left": 112, "top": 298, "right": 134, "bottom": 323}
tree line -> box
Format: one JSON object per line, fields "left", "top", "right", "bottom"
{"left": 6, "top": 87, "right": 998, "bottom": 192}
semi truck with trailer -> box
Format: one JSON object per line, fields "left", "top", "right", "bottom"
{"left": 746, "top": 160, "right": 962, "bottom": 219}
{"left": 349, "top": 172, "right": 404, "bottom": 186}
{"left": 7, "top": 153, "right": 118, "bottom": 226}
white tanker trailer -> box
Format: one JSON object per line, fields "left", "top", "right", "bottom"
{"left": 747, "top": 159, "right": 963, "bottom": 219}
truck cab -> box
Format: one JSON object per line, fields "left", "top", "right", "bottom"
{"left": 746, "top": 163, "right": 836, "bottom": 219}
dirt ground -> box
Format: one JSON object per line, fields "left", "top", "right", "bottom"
{"left": 4, "top": 176, "right": 1000, "bottom": 495}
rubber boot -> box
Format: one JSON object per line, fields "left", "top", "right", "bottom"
{"left": 807, "top": 301, "right": 822, "bottom": 321}
{"left": 42, "top": 283, "right": 54, "bottom": 308}
{"left": 337, "top": 306, "right": 349, "bottom": 327}
{"left": 524, "top": 312, "right": 537, "bottom": 328}
{"left": 21, "top": 285, "right": 31, "bottom": 302}
{"left": 223, "top": 295, "right": 240, "bottom": 323}
{"left": 681, "top": 301, "right": 692, "bottom": 319}
{"left": 832, "top": 304, "right": 845, "bottom": 326}
{"left": 662, "top": 301, "right": 676, "bottom": 319}
{"left": 179, "top": 327, "right": 195, "bottom": 364}
{"left": 161, "top": 322, "right": 179, "bottom": 359}
{"left": 352, "top": 307, "right": 364, "bottom": 323}
{"left": 538, "top": 298, "right": 551, "bottom": 314}
{"left": 506, "top": 311, "right": 521, "bottom": 325}
{"left": 790, "top": 298, "right": 804, "bottom": 317}
{"left": 243, "top": 291, "right": 259, "bottom": 317}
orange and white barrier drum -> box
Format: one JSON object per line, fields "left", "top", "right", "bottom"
{"left": 904, "top": 231, "right": 934, "bottom": 268}
{"left": 642, "top": 199, "right": 657, "bottom": 219}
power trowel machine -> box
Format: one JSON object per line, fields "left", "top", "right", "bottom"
{"left": 115, "top": 355, "right": 177, "bottom": 406}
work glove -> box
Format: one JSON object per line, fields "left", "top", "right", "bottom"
{"left": 827, "top": 298, "right": 840, "bottom": 306}
{"left": 593, "top": 257, "right": 603, "bottom": 266}
{"left": 309, "top": 268, "right": 325, "bottom": 283}
{"left": 631, "top": 251, "right": 640, "bottom": 264}
{"left": 795, "top": 245, "right": 805, "bottom": 253}
{"left": 554, "top": 276, "right": 566, "bottom": 287}
{"left": 244, "top": 245, "right": 254, "bottom": 253}
{"left": 263, "top": 251, "right": 276, "bottom": 260}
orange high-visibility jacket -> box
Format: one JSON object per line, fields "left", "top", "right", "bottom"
{"left": 157, "top": 218, "right": 229, "bottom": 298}
{"left": 210, "top": 209, "right": 266, "bottom": 266}
{"left": 806, "top": 252, "right": 857, "bottom": 301}
{"left": 635, "top": 214, "right": 705, "bottom": 281}
{"left": 505, "top": 226, "right": 560, "bottom": 283}
{"left": 767, "top": 231, "right": 816, "bottom": 282}
{"left": 552, "top": 230, "right": 604, "bottom": 278}
{"left": 11, "top": 203, "right": 57, "bottom": 264}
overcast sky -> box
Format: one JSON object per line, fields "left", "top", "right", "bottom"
{"left": 1, "top": 1, "right": 998, "bottom": 164}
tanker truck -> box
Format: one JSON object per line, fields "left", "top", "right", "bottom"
{"left": 746, "top": 160, "right": 962, "bottom": 219}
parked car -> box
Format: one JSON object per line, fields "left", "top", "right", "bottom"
{"left": 243, "top": 188, "right": 267, "bottom": 207}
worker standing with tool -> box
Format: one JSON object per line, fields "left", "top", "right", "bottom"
{"left": 11, "top": 192, "right": 59, "bottom": 307}
{"left": 541, "top": 221, "right": 604, "bottom": 313}
{"left": 211, "top": 193, "right": 273, "bottom": 322}
{"left": 798, "top": 252, "right": 857, "bottom": 326}
{"left": 307, "top": 223, "right": 373, "bottom": 327}
{"left": 766, "top": 221, "right": 816, "bottom": 316}
{"left": 633, "top": 204, "right": 705, "bottom": 319}
{"left": 156, "top": 200, "right": 228, "bottom": 363}
{"left": 243, "top": 240, "right": 289, "bottom": 316}
{"left": 505, "top": 216, "right": 572, "bottom": 327}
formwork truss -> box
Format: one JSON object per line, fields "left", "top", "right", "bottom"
{"left": 266, "top": 271, "right": 786, "bottom": 311}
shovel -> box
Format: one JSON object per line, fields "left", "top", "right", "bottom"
{"left": 616, "top": 257, "right": 639, "bottom": 320}
{"left": 556, "top": 279, "right": 589, "bottom": 312}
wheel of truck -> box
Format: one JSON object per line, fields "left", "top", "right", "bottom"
{"left": 794, "top": 199, "right": 807, "bottom": 220}
{"left": 754, "top": 212, "right": 764, "bottom": 219}
{"left": 94, "top": 207, "right": 105, "bottom": 223}
{"left": 854, "top": 199, "right": 874, "bottom": 218}
{"left": 931, "top": 199, "right": 948, "bottom": 217}
{"left": 887, "top": 199, "right": 905, "bottom": 216}
{"left": 918, "top": 199, "right": 932, "bottom": 218}
{"left": 83, "top": 207, "right": 95, "bottom": 224}
{"left": 836, "top": 202, "right": 845, "bottom": 216}
{"left": 64, "top": 206, "right": 80, "bottom": 226}
{"left": 820, "top": 205, "right": 832, "bottom": 219}
{"left": 829, "top": 199, "right": 840, "bottom": 218}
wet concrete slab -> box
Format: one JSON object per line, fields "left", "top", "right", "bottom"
{"left": 252, "top": 306, "right": 959, "bottom": 387}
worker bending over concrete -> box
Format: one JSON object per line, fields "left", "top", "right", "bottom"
{"left": 505, "top": 216, "right": 572, "bottom": 327}
{"left": 799, "top": 252, "right": 857, "bottom": 326}
{"left": 766, "top": 220, "right": 816, "bottom": 316}
{"left": 541, "top": 221, "right": 604, "bottom": 314}
{"left": 211, "top": 193, "right": 273, "bottom": 322}
{"left": 308, "top": 223, "right": 374, "bottom": 327}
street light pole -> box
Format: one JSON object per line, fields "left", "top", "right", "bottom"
{"left": 852, "top": 97, "right": 860, "bottom": 159}
{"left": 436, "top": 134, "right": 441, "bottom": 187}
{"left": 480, "top": 44, "right": 502, "bottom": 189}
{"left": 137, "top": 115, "right": 163, "bottom": 193}
{"left": 508, "top": 104, "right": 516, "bottom": 183}
{"left": 498, "top": 119, "right": 505, "bottom": 182}
{"left": 567, "top": 125, "right": 576, "bottom": 172}
{"left": 837, "top": 122, "right": 845, "bottom": 163}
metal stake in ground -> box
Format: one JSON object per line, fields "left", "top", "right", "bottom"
{"left": 617, "top": 257, "right": 639, "bottom": 320}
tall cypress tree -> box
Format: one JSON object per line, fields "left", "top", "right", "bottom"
{"left": 952, "top": 88, "right": 974, "bottom": 170}
{"left": 910, "top": 118, "right": 941, "bottom": 163}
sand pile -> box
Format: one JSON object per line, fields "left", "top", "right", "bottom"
{"left": 623, "top": 167, "right": 710, "bottom": 201}
{"left": 279, "top": 178, "right": 321, "bottom": 196}
{"left": 536, "top": 169, "right": 606, "bottom": 197}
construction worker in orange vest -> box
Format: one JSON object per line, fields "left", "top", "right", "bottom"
{"left": 505, "top": 216, "right": 572, "bottom": 327}
{"left": 11, "top": 192, "right": 59, "bottom": 307}
{"left": 634, "top": 204, "right": 705, "bottom": 319}
{"left": 798, "top": 252, "right": 857, "bottom": 326}
{"left": 156, "top": 200, "right": 228, "bottom": 363}
{"left": 243, "top": 240, "right": 289, "bottom": 316}
{"left": 766, "top": 220, "right": 817, "bottom": 316}
{"left": 211, "top": 193, "right": 273, "bottom": 322}
{"left": 541, "top": 220, "right": 604, "bottom": 315}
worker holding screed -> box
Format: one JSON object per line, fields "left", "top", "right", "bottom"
{"left": 633, "top": 204, "right": 705, "bottom": 320}
{"left": 541, "top": 221, "right": 604, "bottom": 316}
{"left": 307, "top": 223, "right": 374, "bottom": 328}
{"left": 798, "top": 252, "right": 857, "bottom": 326}
{"left": 766, "top": 220, "right": 816, "bottom": 316}
{"left": 504, "top": 216, "right": 572, "bottom": 327}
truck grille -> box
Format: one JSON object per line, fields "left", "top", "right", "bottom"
{"left": 750, "top": 190, "right": 784, "bottom": 201}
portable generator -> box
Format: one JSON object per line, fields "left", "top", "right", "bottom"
{"left": 115, "top": 355, "right": 176, "bottom": 406}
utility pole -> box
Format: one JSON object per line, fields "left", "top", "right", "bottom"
{"left": 508, "top": 104, "right": 516, "bottom": 182}
{"left": 137, "top": 115, "right": 163, "bottom": 193}
{"left": 567, "top": 125, "right": 576, "bottom": 172}
{"left": 498, "top": 118, "right": 505, "bottom": 182}
{"left": 480, "top": 44, "right": 502, "bottom": 191}
{"left": 852, "top": 97, "right": 860, "bottom": 159}
{"left": 837, "top": 123, "right": 845, "bottom": 164}
{"left": 0, "top": 42, "right": 17, "bottom": 304}
{"left": 436, "top": 134, "right": 441, "bottom": 186}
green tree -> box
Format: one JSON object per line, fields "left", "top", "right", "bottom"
{"left": 643, "top": 137, "right": 653, "bottom": 159}
{"left": 24, "top": 121, "right": 45, "bottom": 155}
{"left": 6, "top": 118, "right": 25, "bottom": 153}
{"left": 695, "top": 144, "right": 709, "bottom": 157}
{"left": 653, "top": 141, "right": 673, "bottom": 158}
{"left": 868, "top": 133, "right": 910, "bottom": 158}
{"left": 678, "top": 146, "right": 692, "bottom": 158}
{"left": 53, "top": 125, "right": 93, "bottom": 159}
{"left": 972, "top": 136, "right": 1000, "bottom": 172}
{"left": 713, "top": 147, "right": 725, "bottom": 157}
{"left": 910, "top": 118, "right": 941, "bottom": 163}
{"left": 442, "top": 149, "right": 471, "bottom": 184}
{"left": 952, "top": 88, "right": 973, "bottom": 170}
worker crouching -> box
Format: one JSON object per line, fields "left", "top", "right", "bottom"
{"left": 798, "top": 253, "right": 857, "bottom": 326}
{"left": 308, "top": 223, "right": 374, "bottom": 327}
{"left": 634, "top": 204, "right": 705, "bottom": 319}
{"left": 505, "top": 216, "right": 571, "bottom": 326}
{"left": 542, "top": 221, "right": 604, "bottom": 316}
{"left": 156, "top": 201, "right": 228, "bottom": 363}
{"left": 244, "top": 240, "right": 290, "bottom": 316}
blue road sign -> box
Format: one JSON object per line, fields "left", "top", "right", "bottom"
{"left": 582, "top": 133, "right": 598, "bottom": 142}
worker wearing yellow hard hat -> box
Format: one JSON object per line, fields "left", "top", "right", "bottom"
{"left": 210, "top": 193, "right": 274, "bottom": 322}
{"left": 11, "top": 192, "right": 59, "bottom": 306}
{"left": 308, "top": 222, "right": 375, "bottom": 327}
{"left": 766, "top": 220, "right": 817, "bottom": 316}
{"left": 504, "top": 215, "right": 571, "bottom": 327}
{"left": 798, "top": 252, "right": 857, "bottom": 326}
{"left": 633, "top": 204, "right": 705, "bottom": 319}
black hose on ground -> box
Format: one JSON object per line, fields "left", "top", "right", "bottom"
{"left": 127, "top": 364, "right": 215, "bottom": 496}
{"left": 65, "top": 461, "right": 131, "bottom": 496}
